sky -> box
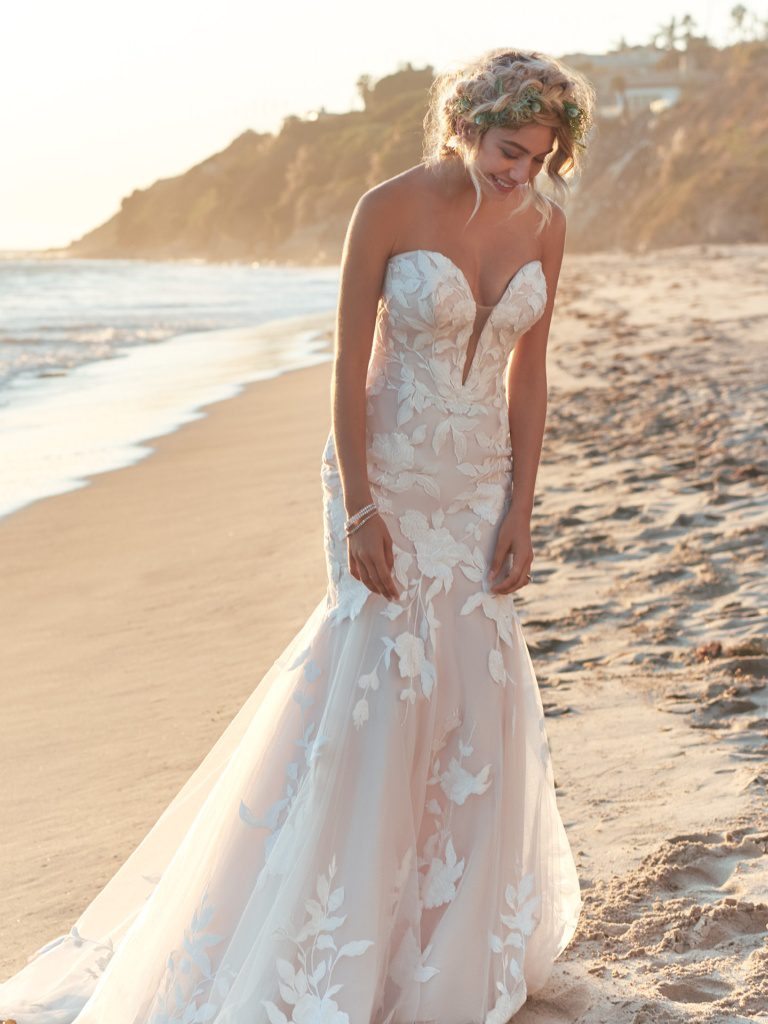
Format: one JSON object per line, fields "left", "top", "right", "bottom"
{"left": 0, "top": 0, "right": 740, "bottom": 251}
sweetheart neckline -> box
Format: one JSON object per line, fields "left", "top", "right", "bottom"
{"left": 387, "top": 248, "right": 543, "bottom": 315}
{"left": 385, "top": 248, "right": 545, "bottom": 389}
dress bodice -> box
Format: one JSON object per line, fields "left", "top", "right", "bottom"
{"left": 321, "top": 248, "right": 549, "bottom": 624}
{"left": 368, "top": 248, "right": 547, "bottom": 401}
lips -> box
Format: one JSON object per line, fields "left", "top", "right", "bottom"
{"left": 491, "top": 175, "right": 517, "bottom": 191}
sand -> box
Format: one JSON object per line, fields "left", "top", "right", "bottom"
{"left": 1, "top": 243, "right": 766, "bottom": 1023}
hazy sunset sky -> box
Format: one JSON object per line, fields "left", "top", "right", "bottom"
{"left": 1, "top": 0, "right": 735, "bottom": 250}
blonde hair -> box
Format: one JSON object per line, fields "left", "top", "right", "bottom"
{"left": 422, "top": 48, "right": 597, "bottom": 231}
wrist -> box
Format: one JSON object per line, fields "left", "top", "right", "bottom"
{"left": 506, "top": 501, "right": 532, "bottom": 525}
{"left": 344, "top": 492, "right": 375, "bottom": 518}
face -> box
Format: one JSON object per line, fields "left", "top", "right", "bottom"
{"left": 462, "top": 121, "right": 556, "bottom": 199}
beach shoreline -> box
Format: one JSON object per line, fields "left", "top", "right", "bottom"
{"left": 0, "top": 307, "right": 336, "bottom": 523}
{"left": 2, "top": 243, "right": 766, "bottom": 1022}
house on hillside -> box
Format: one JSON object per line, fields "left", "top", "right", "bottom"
{"left": 562, "top": 46, "right": 690, "bottom": 120}
{"left": 599, "top": 84, "right": 683, "bottom": 118}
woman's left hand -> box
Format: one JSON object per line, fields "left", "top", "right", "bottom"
{"left": 488, "top": 511, "right": 534, "bottom": 594}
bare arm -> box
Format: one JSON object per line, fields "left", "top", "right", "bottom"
{"left": 331, "top": 186, "right": 401, "bottom": 600}
{"left": 490, "top": 200, "right": 567, "bottom": 594}
{"left": 332, "top": 188, "right": 394, "bottom": 517}
{"left": 507, "top": 199, "right": 566, "bottom": 519}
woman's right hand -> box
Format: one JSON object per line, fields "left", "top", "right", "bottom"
{"left": 347, "top": 514, "right": 400, "bottom": 601}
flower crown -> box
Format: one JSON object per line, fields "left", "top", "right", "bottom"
{"left": 452, "top": 80, "right": 591, "bottom": 149}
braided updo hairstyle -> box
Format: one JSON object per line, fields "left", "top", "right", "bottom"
{"left": 423, "top": 48, "right": 597, "bottom": 230}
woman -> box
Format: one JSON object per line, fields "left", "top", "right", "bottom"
{"left": 0, "top": 47, "right": 595, "bottom": 1024}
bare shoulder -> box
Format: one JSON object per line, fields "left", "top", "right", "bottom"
{"left": 335, "top": 167, "right": 430, "bottom": 366}
{"left": 539, "top": 195, "right": 566, "bottom": 270}
{"left": 542, "top": 195, "right": 566, "bottom": 244}
{"left": 348, "top": 165, "right": 432, "bottom": 257}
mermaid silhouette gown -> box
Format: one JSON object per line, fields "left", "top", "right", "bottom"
{"left": 0, "top": 249, "right": 581, "bottom": 1024}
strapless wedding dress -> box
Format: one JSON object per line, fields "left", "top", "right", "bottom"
{"left": 0, "top": 249, "right": 581, "bottom": 1024}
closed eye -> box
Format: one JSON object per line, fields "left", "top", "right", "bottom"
{"left": 501, "top": 148, "right": 546, "bottom": 165}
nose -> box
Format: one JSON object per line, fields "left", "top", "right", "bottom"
{"left": 508, "top": 158, "right": 535, "bottom": 183}
{"left": 503, "top": 165, "right": 526, "bottom": 183}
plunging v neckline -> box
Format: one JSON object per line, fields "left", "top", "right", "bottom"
{"left": 386, "top": 249, "right": 542, "bottom": 387}
{"left": 389, "top": 248, "right": 540, "bottom": 311}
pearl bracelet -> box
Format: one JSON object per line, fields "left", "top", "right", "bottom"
{"left": 344, "top": 501, "right": 377, "bottom": 531}
{"left": 344, "top": 508, "right": 379, "bottom": 537}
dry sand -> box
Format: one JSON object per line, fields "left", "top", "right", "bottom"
{"left": 1, "top": 243, "right": 766, "bottom": 1023}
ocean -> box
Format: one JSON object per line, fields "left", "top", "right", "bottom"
{"left": 0, "top": 256, "right": 340, "bottom": 521}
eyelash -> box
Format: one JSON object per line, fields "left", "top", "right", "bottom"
{"left": 501, "top": 150, "right": 546, "bottom": 165}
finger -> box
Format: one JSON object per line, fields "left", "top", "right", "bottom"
{"left": 490, "top": 558, "right": 523, "bottom": 592}
{"left": 364, "top": 558, "right": 389, "bottom": 598}
{"left": 492, "top": 563, "right": 531, "bottom": 594}
{"left": 366, "top": 560, "right": 389, "bottom": 599}
{"left": 357, "top": 560, "right": 380, "bottom": 596}
{"left": 383, "top": 534, "right": 395, "bottom": 573}
{"left": 489, "top": 552, "right": 507, "bottom": 577}
{"left": 508, "top": 575, "right": 529, "bottom": 594}
{"left": 376, "top": 557, "right": 399, "bottom": 601}
{"left": 489, "top": 552, "right": 514, "bottom": 585}
{"left": 348, "top": 553, "right": 360, "bottom": 581}
{"left": 490, "top": 573, "right": 515, "bottom": 594}
{"left": 372, "top": 561, "right": 397, "bottom": 598}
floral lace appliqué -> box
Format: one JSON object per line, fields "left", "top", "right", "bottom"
{"left": 262, "top": 855, "right": 374, "bottom": 1024}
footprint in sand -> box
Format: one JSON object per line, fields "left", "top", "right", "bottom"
{"left": 657, "top": 898, "right": 768, "bottom": 953}
{"left": 656, "top": 975, "right": 732, "bottom": 1003}
{"left": 573, "top": 822, "right": 768, "bottom": 1017}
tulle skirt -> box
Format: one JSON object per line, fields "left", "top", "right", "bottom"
{"left": 0, "top": 570, "right": 580, "bottom": 1024}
